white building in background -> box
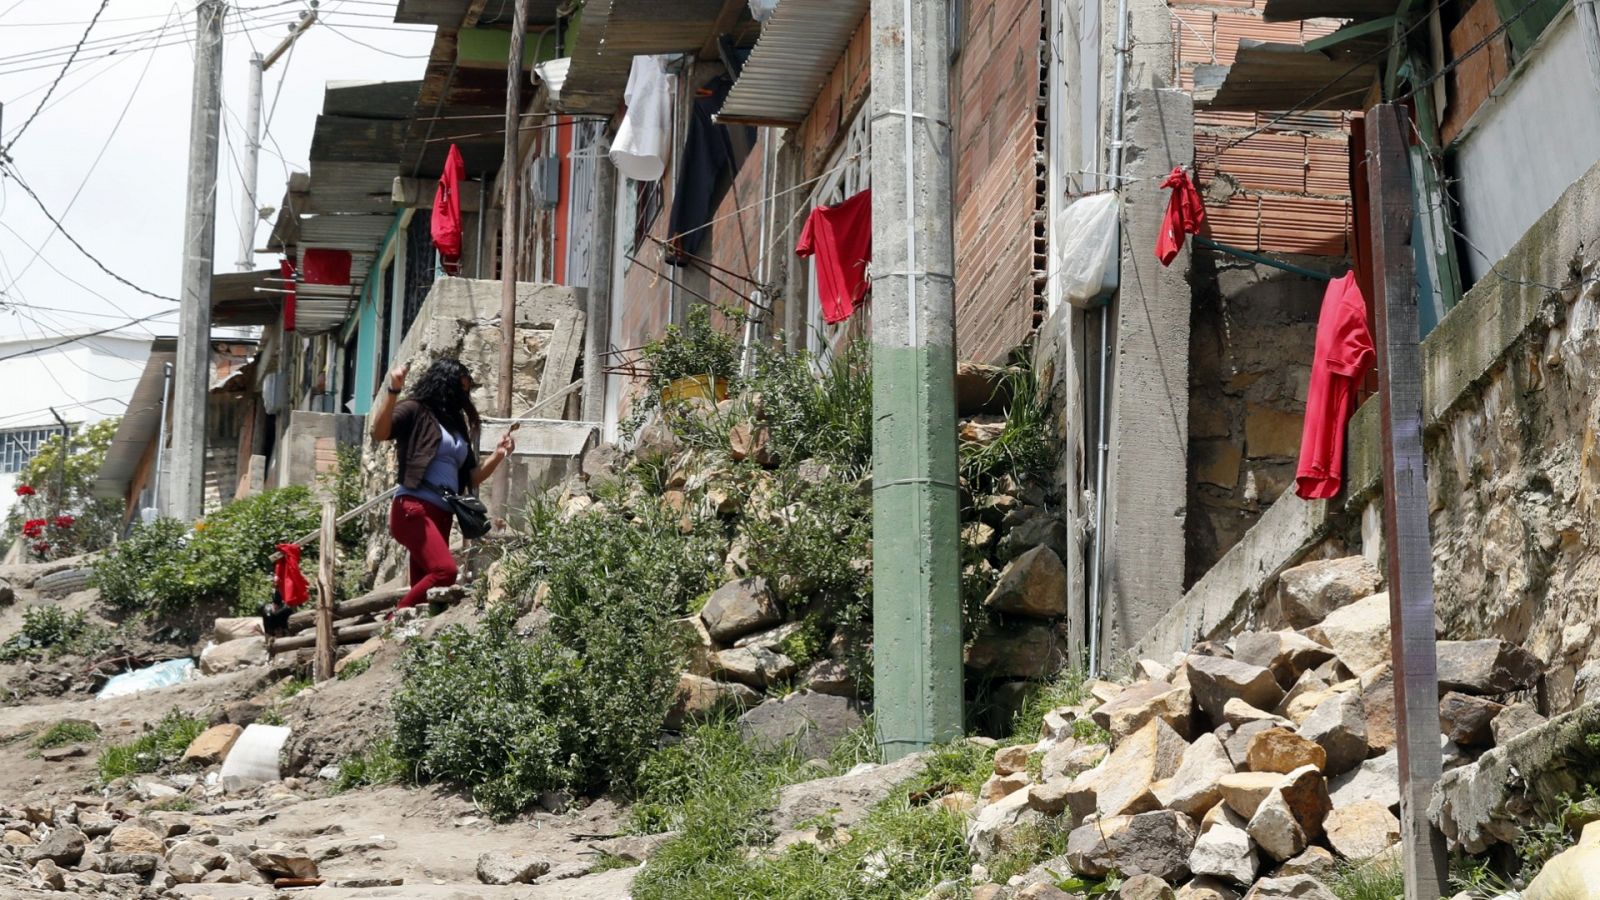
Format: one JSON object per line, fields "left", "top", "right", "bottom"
{"left": 0, "top": 333, "right": 151, "bottom": 522}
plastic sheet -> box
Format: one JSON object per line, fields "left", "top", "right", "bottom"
{"left": 748, "top": 0, "right": 780, "bottom": 22}
{"left": 96, "top": 658, "right": 198, "bottom": 700}
{"left": 1056, "top": 191, "right": 1120, "bottom": 308}
{"left": 219, "top": 724, "right": 293, "bottom": 793}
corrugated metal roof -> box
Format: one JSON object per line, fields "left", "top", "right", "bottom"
{"left": 1194, "top": 39, "right": 1380, "bottom": 111}
{"left": 559, "top": 0, "right": 737, "bottom": 114}
{"left": 1262, "top": 0, "right": 1394, "bottom": 23}
{"left": 93, "top": 338, "right": 176, "bottom": 500}
{"left": 718, "top": 0, "right": 869, "bottom": 126}
{"left": 212, "top": 270, "right": 280, "bottom": 328}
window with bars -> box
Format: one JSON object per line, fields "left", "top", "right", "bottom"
{"left": 805, "top": 107, "right": 872, "bottom": 359}
{"left": 402, "top": 208, "right": 436, "bottom": 338}
{"left": 1, "top": 427, "right": 58, "bottom": 475}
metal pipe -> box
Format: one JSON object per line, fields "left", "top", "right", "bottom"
{"left": 151, "top": 362, "right": 173, "bottom": 520}
{"left": 236, "top": 53, "right": 263, "bottom": 273}
{"left": 475, "top": 176, "right": 488, "bottom": 278}
{"left": 1088, "top": 0, "right": 1133, "bottom": 676}
{"left": 741, "top": 127, "right": 776, "bottom": 374}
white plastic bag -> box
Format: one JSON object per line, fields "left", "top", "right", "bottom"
{"left": 96, "top": 658, "right": 198, "bottom": 700}
{"left": 1056, "top": 191, "right": 1120, "bottom": 308}
{"left": 220, "top": 724, "right": 292, "bottom": 793}
{"left": 748, "top": 0, "right": 780, "bottom": 22}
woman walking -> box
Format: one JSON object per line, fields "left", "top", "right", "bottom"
{"left": 370, "top": 357, "right": 514, "bottom": 610}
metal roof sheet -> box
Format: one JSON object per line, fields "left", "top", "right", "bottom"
{"left": 717, "top": 0, "right": 869, "bottom": 126}
{"left": 211, "top": 270, "right": 281, "bottom": 328}
{"left": 323, "top": 79, "right": 422, "bottom": 119}
{"left": 559, "top": 0, "right": 735, "bottom": 114}
{"left": 93, "top": 338, "right": 176, "bottom": 500}
{"left": 1194, "top": 39, "right": 1381, "bottom": 111}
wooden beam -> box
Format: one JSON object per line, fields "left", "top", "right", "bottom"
{"left": 270, "top": 621, "right": 384, "bottom": 655}
{"left": 313, "top": 499, "right": 337, "bottom": 681}
{"left": 461, "top": 0, "right": 490, "bottom": 28}
{"left": 286, "top": 586, "right": 409, "bottom": 631}
{"left": 1365, "top": 102, "right": 1449, "bottom": 899}
{"left": 699, "top": 0, "right": 746, "bottom": 60}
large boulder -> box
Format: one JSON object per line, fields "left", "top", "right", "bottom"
{"left": 699, "top": 578, "right": 782, "bottom": 642}
{"left": 1246, "top": 767, "right": 1330, "bottom": 863}
{"left": 1093, "top": 680, "right": 1193, "bottom": 741}
{"left": 1276, "top": 557, "right": 1382, "bottom": 628}
{"left": 1187, "top": 656, "right": 1285, "bottom": 723}
{"left": 1241, "top": 875, "right": 1339, "bottom": 900}
{"left": 1066, "top": 810, "right": 1198, "bottom": 881}
{"left": 737, "top": 691, "right": 863, "bottom": 760}
{"left": 1434, "top": 640, "right": 1542, "bottom": 695}
{"left": 665, "top": 674, "right": 760, "bottom": 729}
{"left": 23, "top": 826, "right": 84, "bottom": 867}
{"left": 1295, "top": 691, "right": 1367, "bottom": 777}
{"left": 713, "top": 646, "right": 798, "bottom": 688}
{"left": 199, "top": 636, "right": 268, "bottom": 674}
{"left": 1438, "top": 692, "right": 1503, "bottom": 747}
{"left": 1158, "top": 732, "right": 1234, "bottom": 818}
{"left": 1232, "top": 632, "right": 1334, "bottom": 690}
{"left": 774, "top": 752, "right": 928, "bottom": 831}
{"left": 476, "top": 851, "right": 552, "bottom": 885}
{"left": 983, "top": 546, "right": 1069, "bottom": 619}
{"left": 181, "top": 724, "right": 243, "bottom": 767}
{"left": 1322, "top": 801, "right": 1399, "bottom": 860}
{"left": 1328, "top": 748, "right": 1399, "bottom": 810}
{"left": 1093, "top": 718, "right": 1189, "bottom": 817}
{"left": 1490, "top": 703, "right": 1547, "bottom": 746}
{"left": 1302, "top": 593, "right": 1391, "bottom": 677}
{"left": 964, "top": 622, "right": 1065, "bottom": 678}
{"left": 1245, "top": 729, "right": 1327, "bottom": 774}
{"left": 1188, "top": 815, "right": 1258, "bottom": 886}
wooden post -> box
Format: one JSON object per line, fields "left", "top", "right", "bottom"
{"left": 313, "top": 498, "right": 337, "bottom": 681}
{"left": 1365, "top": 102, "right": 1448, "bottom": 898}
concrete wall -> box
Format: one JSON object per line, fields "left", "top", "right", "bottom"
{"left": 1137, "top": 156, "right": 1600, "bottom": 719}
{"left": 1184, "top": 251, "right": 1337, "bottom": 584}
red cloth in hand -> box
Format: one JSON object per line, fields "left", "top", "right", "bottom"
{"left": 273, "top": 543, "right": 310, "bottom": 607}
{"left": 1156, "top": 166, "right": 1206, "bottom": 266}
{"left": 796, "top": 188, "right": 872, "bottom": 324}
{"left": 1296, "top": 272, "right": 1375, "bottom": 500}
{"left": 432, "top": 144, "right": 466, "bottom": 275}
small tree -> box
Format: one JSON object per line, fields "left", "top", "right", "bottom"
{"left": 6, "top": 418, "right": 124, "bottom": 560}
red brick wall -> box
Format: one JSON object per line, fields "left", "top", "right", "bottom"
{"left": 1172, "top": 2, "right": 1354, "bottom": 256}
{"left": 795, "top": 21, "right": 871, "bottom": 181}
{"left": 951, "top": 0, "right": 1043, "bottom": 365}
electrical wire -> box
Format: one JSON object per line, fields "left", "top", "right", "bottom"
{"left": 0, "top": 163, "right": 180, "bottom": 303}
{"left": 317, "top": 21, "right": 430, "bottom": 58}
{"left": 0, "top": 309, "right": 180, "bottom": 363}
{"left": 2, "top": 0, "right": 113, "bottom": 152}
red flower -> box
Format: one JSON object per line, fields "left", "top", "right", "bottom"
{"left": 14, "top": 485, "right": 35, "bottom": 497}
{"left": 53, "top": 515, "right": 74, "bottom": 530}
{"left": 21, "top": 518, "right": 46, "bottom": 538}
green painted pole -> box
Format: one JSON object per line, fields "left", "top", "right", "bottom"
{"left": 869, "top": 0, "right": 964, "bottom": 760}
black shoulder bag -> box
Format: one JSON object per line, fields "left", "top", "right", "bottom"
{"left": 428, "top": 482, "right": 493, "bottom": 539}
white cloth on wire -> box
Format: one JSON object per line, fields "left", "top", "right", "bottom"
{"left": 610, "top": 55, "right": 673, "bottom": 182}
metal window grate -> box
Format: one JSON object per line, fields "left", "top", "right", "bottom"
{"left": 0, "top": 427, "right": 59, "bottom": 475}
{"left": 402, "top": 208, "right": 436, "bottom": 337}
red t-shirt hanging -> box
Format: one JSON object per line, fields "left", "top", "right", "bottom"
{"left": 432, "top": 143, "right": 466, "bottom": 275}
{"left": 1156, "top": 166, "right": 1206, "bottom": 266}
{"left": 796, "top": 188, "right": 871, "bottom": 324}
{"left": 1296, "top": 272, "right": 1374, "bottom": 500}
{"left": 273, "top": 543, "right": 310, "bottom": 607}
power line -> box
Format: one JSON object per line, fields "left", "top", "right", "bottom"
{"left": 0, "top": 221, "right": 160, "bottom": 334}
{"left": 0, "top": 309, "right": 179, "bottom": 363}
{"left": 3, "top": 0, "right": 113, "bottom": 152}
{"left": 0, "top": 163, "right": 180, "bottom": 303}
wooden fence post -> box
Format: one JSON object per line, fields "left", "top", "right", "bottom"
{"left": 313, "top": 497, "right": 337, "bottom": 682}
{"left": 1365, "top": 101, "right": 1449, "bottom": 898}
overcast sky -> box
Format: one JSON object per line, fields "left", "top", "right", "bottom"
{"left": 0, "top": 0, "right": 435, "bottom": 360}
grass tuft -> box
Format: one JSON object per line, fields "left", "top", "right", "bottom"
{"left": 1329, "top": 856, "right": 1405, "bottom": 900}
{"left": 332, "top": 739, "right": 408, "bottom": 793}
{"left": 96, "top": 709, "right": 206, "bottom": 784}
{"left": 33, "top": 719, "right": 99, "bottom": 750}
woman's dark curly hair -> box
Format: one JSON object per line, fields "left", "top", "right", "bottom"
{"left": 407, "top": 356, "right": 480, "bottom": 439}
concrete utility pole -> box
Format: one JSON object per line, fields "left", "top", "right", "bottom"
{"left": 869, "top": 0, "right": 963, "bottom": 759}
{"left": 1366, "top": 102, "right": 1449, "bottom": 899}
{"left": 581, "top": 152, "right": 616, "bottom": 425}
{"left": 492, "top": 0, "right": 529, "bottom": 519}
{"left": 169, "top": 0, "right": 226, "bottom": 522}
{"left": 236, "top": 10, "right": 317, "bottom": 272}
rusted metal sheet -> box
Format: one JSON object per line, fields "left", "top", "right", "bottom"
{"left": 718, "top": 0, "right": 870, "bottom": 126}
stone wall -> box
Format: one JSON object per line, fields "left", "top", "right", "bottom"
{"left": 1136, "top": 157, "right": 1600, "bottom": 721}
{"left": 1184, "top": 250, "right": 1337, "bottom": 585}
{"left": 357, "top": 277, "right": 587, "bottom": 587}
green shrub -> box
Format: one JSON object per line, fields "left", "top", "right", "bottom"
{"left": 631, "top": 729, "right": 988, "bottom": 900}
{"left": 279, "top": 676, "right": 314, "bottom": 699}
{"left": 960, "top": 362, "right": 1052, "bottom": 490}
{"left": 332, "top": 739, "right": 407, "bottom": 793}
{"left": 747, "top": 340, "right": 872, "bottom": 471}
{"left": 96, "top": 709, "right": 206, "bottom": 783}
{"left": 93, "top": 486, "right": 320, "bottom": 614}
{"left": 3, "top": 418, "right": 124, "bottom": 559}
{"left": 1008, "top": 670, "right": 1091, "bottom": 746}
{"left": 337, "top": 656, "right": 372, "bottom": 680}
{"left": 34, "top": 720, "right": 99, "bottom": 750}
{"left": 624, "top": 306, "right": 743, "bottom": 436}
{"left": 0, "top": 605, "right": 106, "bottom": 662}
{"left": 391, "top": 495, "right": 723, "bottom": 819}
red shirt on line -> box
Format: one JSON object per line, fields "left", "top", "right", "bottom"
{"left": 796, "top": 188, "right": 872, "bottom": 324}
{"left": 1296, "top": 272, "right": 1374, "bottom": 500}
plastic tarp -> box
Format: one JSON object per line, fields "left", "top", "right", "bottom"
{"left": 96, "top": 658, "right": 197, "bottom": 700}
{"left": 1055, "top": 191, "right": 1120, "bottom": 308}
{"left": 219, "top": 724, "right": 292, "bottom": 793}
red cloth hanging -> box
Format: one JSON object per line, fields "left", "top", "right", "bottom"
{"left": 1156, "top": 166, "right": 1207, "bottom": 266}
{"left": 279, "top": 258, "right": 297, "bottom": 332}
{"left": 432, "top": 144, "right": 465, "bottom": 275}
{"left": 796, "top": 188, "right": 872, "bottom": 324}
{"left": 273, "top": 543, "right": 311, "bottom": 607}
{"left": 301, "top": 248, "right": 352, "bottom": 285}
{"left": 1295, "top": 272, "right": 1374, "bottom": 500}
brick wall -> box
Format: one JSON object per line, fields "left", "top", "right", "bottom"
{"left": 1172, "top": 1, "right": 1353, "bottom": 256}
{"left": 951, "top": 0, "right": 1044, "bottom": 365}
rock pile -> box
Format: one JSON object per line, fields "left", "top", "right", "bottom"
{"left": 964, "top": 554, "right": 1548, "bottom": 899}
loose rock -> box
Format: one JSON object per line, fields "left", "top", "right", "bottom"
{"left": 1189, "top": 816, "right": 1258, "bottom": 885}
{"left": 1322, "top": 801, "right": 1400, "bottom": 860}
{"left": 1276, "top": 557, "right": 1382, "bottom": 629}
{"left": 1187, "top": 656, "right": 1285, "bottom": 723}
{"left": 1295, "top": 692, "right": 1368, "bottom": 777}
{"left": 476, "top": 850, "right": 553, "bottom": 885}
{"left": 1438, "top": 692, "right": 1504, "bottom": 747}
{"left": 699, "top": 578, "right": 782, "bottom": 642}
{"left": 983, "top": 546, "right": 1069, "bottom": 619}
{"left": 1434, "top": 640, "right": 1543, "bottom": 695}
{"left": 1066, "top": 810, "right": 1198, "bottom": 881}
{"left": 1245, "top": 729, "right": 1327, "bottom": 774}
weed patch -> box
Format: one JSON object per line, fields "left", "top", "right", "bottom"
{"left": 333, "top": 739, "right": 408, "bottom": 793}
{"left": 34, "top": 719, "right": 99, "bottom": 750}
{"left": 0, "top": 606, "right": 110, "bottom": 662}
{"left": 1329, "top": 856, "right": 1405, "bottom": 900}
{"left": 96, "top": 709, "right": 206, "bottom": 783}
{"left": 337, "top": 657, "right": 372, "bottom": 680}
